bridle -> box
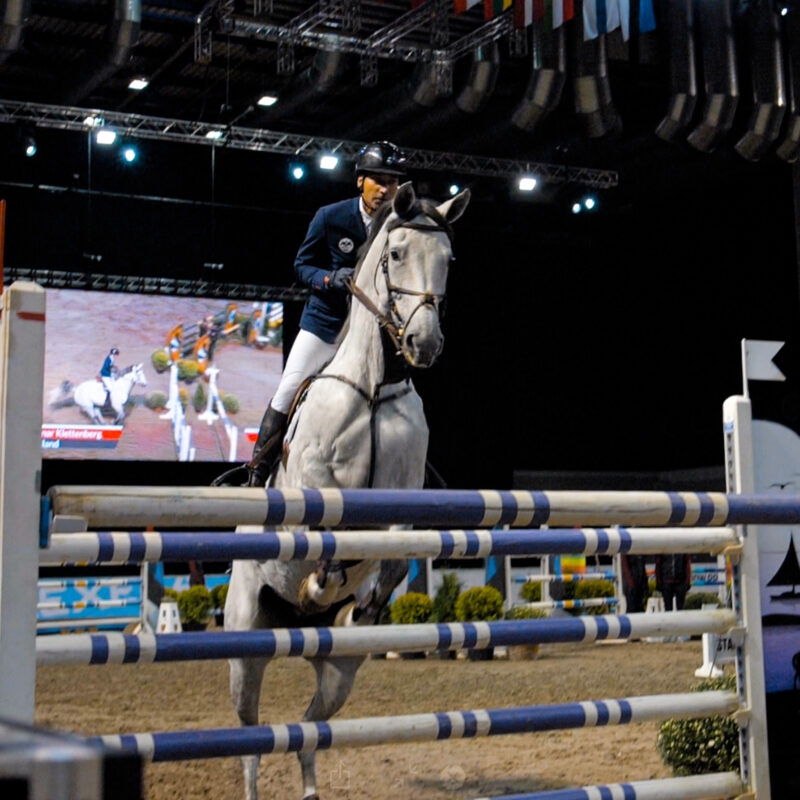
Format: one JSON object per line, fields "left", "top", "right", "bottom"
{"left": 348, "top": 201, "right": 454, "bottom": 367}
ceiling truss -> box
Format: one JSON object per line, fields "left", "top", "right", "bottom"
{"left": 0, "top": 100, "right": 619, "bottom": 188}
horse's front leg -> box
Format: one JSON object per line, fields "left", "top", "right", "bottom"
{"left": 353, "top": 558, "right": 409, "bottom": 625}
{"left": 226, "top": 561, "right": 270, "bottom": 800}
{"left": 298, "top": 655, "right": 365, "bottom": 800}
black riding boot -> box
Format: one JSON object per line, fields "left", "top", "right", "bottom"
{"left": 248, "top": 405, "right": 288, "bottom": 486}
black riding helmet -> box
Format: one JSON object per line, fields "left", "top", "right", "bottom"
{"left": 355, "top": 141, "right": 407, "bottom": 177}
{"left": 110, "top": 348, "right": 119, "bottom": 355}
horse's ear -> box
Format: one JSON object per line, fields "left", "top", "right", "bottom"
{"left": 392, "top": 182, "right": 416, "bottom": 217}
{"left": 436, "top": 188, "right": 470, "bottom": 224}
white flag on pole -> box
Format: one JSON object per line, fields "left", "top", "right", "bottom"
{"left": 743, "top": 339, "right": 786, "bottom": 383}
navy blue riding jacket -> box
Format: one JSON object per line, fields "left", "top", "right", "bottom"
{"left": 294, "top": 197, "right": 367, "bottom": 344}
{"left": 100, "top": 355, "right": 115, "bottom": 377}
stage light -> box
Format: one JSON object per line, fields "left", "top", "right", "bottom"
{"left": 518, "top": 176, "right": 537, "bottom": 191}
{"left": 584, "top": 196, "right": 597, "bottom": 210}
{"left": 319, "top": 154, "right": 339, "bottom": 170}
{"left": 95, "top": 129, "right": 117, "bottom": 145}
{"left": 782, "top": 7, "right": 789, "bottom": 15}
{"left": 83, "top": 115, "right": 103, "bottom": 128}
{"left": 122, "top": 146, "right": 137, "bottom": 163}
{"left": 257, "top": 94, "right": 278, "bottom": 107}
{"left": 291, "top": 165, "right": 305, "bottom": 180}
{"left": 572, "top": 203, "right": 582, "bottom": 214}
{"left": 449, "top": 184, "right": 460, "bottom": 196}
{"left": 205, "top": 130, "right": 223, "bottom": 140}
{"left": 23, "top": 136, "right": 36, "bottom": 157}
{"left": 128, "top": 77, "right": 149, "bottom": 91}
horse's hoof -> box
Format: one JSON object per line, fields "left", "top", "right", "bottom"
{"left": 301, "top": 795, "right": 320, "bottom": 800}
{"left": 333, "top": 601, "right": 355, "bottom": 627}
{"left": 297, "top": 576, "right": 330, "bottom": 614}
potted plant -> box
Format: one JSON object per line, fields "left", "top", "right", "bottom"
{"left": 505, "top": 605, "right": 548, "bottom": 661}
{"left": 455, "top": 586, "right": 504, "bottom": 661}
{"left": 210, "top": 582, "right": 229, "bottom": 627}
{"left": 177, "top": 585, "right": 212, "bottom": 631}
{"left": 429, "top": 572, "right": 462, "bottom": 659}
{"left": 390, "top": 592, "right": 433, "bottom": 659}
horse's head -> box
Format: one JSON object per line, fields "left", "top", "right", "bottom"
{"left": 365, "top": 182, "right": 470, "bottom": 368}
{"left": 132, "top": 363, "right": 148, "bottom": 387}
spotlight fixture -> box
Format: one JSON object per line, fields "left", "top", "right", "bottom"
{"left": 584, "top": 196, "right": 597, "bottom": 210}
{"left": 782, "top": 6, "right": 789, "bottom": 15}
{"left": 205, "top": 130, "right": 224, "bottom": 140}
{"left": 572, "top": 203, "right": 582, "bottom": 214}
{"left": 290, "top": 165, "right": 305, "bottom": 180}
{"left": 83, "top": 115, "right": 103, "bottom": 128}
{"left": 319, "top": 155, "right": 339, "bottom": 170}
{"left": 23, "top": 135, "right": 36, "bottom": 157}
{"left": 518, "top": 176, "right": 537, "bottom": 192}
{"left": 449, "top": 184, "right": 460, "bottom": 196}
{"left": 128, "top": 77, "right": 149, "bottom": 91}
{"left": 95, "top": 129, "right": 117, "bottom": 145}
{"left": 257, "top": 94, "right": 278, "bottom": 107}
{"left": 122, "top": 146, "right": 137, "bottom": 163}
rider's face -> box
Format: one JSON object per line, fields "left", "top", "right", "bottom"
{"left": 358, "top": 173, "right": 400, "bottom": 216}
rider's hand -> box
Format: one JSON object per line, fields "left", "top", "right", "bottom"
{"left": 326, "top": 268, "right": 354, "bottom": 292}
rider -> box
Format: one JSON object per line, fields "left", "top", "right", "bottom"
{"left": 248, "top": 140, "right": 407, "bottom": 485}
{"left": 100, "top": 348, "right": 119, "bottom": 408}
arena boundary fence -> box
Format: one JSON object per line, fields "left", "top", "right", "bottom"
{"left": 0, "top": 281, "right": 777, "bottom": 799}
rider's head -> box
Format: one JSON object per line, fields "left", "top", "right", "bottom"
{"left": 355, "top": 141, "right": 406, "bottom": 216}
{"left": 110, "top": 348, "right": 119, "bottom": 356}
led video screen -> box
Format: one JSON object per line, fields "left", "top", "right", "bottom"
{"left": 42, "top": 289, "right": 283, "bottom": 461}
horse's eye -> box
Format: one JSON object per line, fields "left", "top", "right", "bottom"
{"left": 390, "top": 249, "right": 401, "bottom": 260}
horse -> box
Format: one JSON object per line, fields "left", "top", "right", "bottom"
{"left": 67, "top": 363, "right": 148, "bottom": 424}
{"left": 224, "top": 182, "right": 470, "bottom": 800}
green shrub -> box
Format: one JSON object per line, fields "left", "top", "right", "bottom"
{"left": 649, "top": 578, "right": 658, "bottom": 596}
{"left": 684, "top": 592, "right": 722, "bottom": 610}
{"left": 505, "top": 605, "right": 548, "bottom": 620}
{"left": 145, "top": 391, "right": 168, "bottom": 410}
{"left": 657, "top": 675, "right": 739, "bottom": 776}
{"left": 177, "top": 585, "right": 212, "bottom": 624}
{"left": 193, "top": 382, "right": 207, "bottom": 412}
{"left": 221, "top": 393, "right": 240, "bottom": 413}
{"left": 455, "top": 586, "right": 504, "bottom": 622}
{"left": 163, "top": 587, "right": 179, "bottom": 601}
{"left": 151, "top": 349, "right": 171, "bottom": 373}
{"left": 390, "top": 592, "right": 433, "bottom": 624}
{"left": 573, "top": 578, "right": 616, "bottom": 615}
{"left": 430, "top": 573, "right": 462, "bottom": 623}
{"left": 520, "top": 580, "right": 542, "bottom": 603}
{"left": 210, "top": 582, "right": 229, "bottom": 610}
{"left": 177, "top": 358, "right": 199, "bottom": 383}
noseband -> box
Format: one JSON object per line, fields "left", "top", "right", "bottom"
{"left": 348, "top": 202, "right": 454, "bottom": 366}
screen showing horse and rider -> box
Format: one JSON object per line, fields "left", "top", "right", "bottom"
{"left": 42, "top": 289, "right": 284, "bottom": 461}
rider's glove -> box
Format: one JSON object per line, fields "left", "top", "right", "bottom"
{"left": 326, "top": 268, "right": 354, "bottom": 292}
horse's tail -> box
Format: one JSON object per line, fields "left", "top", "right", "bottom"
{"left": 48, "top": 380, "right": 75, "bottom": 407}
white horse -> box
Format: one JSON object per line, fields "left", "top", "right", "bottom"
{"left": 70, "top": 364, "right": 148, "bottom": 424}
{"left": 224, "top": 182, "right": 470, "bottom": 800}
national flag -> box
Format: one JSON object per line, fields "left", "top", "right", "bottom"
{"left": 583, "top": 0, "right": 621, "bottom": 40}
{"left": 553, "top": 0, "right": 575, "bottom": 28}
{"left": 484, "top": 0, "right": 512, "bottom": 21}
{"left": 619, "top": 0, "right": 656, "bottom": 40}
{"left": 514, "top": 0, "right": 532, "bottom": 27}
{"left": 454, "top": 0, "right": 482, "bottom": 14}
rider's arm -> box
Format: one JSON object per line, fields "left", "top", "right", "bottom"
{"left": 293, "top": 207, "right": 335, "bottom": 291}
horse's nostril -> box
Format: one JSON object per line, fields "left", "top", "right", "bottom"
{"left": 406, "top": 334, "right": 415, "bottom": 350}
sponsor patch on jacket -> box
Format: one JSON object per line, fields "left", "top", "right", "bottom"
{"left": 338, "top": 237, "right": 354, "bottom": 253}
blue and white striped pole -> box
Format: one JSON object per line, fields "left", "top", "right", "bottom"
{"left": 37, "top": 610, "right": 736, "bottom": 665}
{"left": 45, "top": 485, "right": 800, "bottom": 530}
{"left": 91, "top": 691, "right": 738, "bottom": 761}
{"left": 40, "top": 527, "right": 739, "bottom": 566}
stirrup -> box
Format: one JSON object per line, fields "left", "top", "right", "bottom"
{"left": 210, "top": 463, "right": 252, "bottom": 487}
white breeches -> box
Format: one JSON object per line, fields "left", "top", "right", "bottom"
{"left": 271, "top": 329, "right": 338, "bottom": 414}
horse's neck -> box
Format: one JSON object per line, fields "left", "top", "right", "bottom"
{"left": 327, "top": 235, "right": 390, "bottom": 391}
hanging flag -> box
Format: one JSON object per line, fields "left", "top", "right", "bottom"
{"left": 514, "top": 0, "right": 533, "bottom": 28}
{"left": 584, "top": 0, "right": 621, "bottom": 40}
{"left": 619, "top": 0, "right": 656, "bottom": 40}
{"left": 484, "top": 0, "right": 512, "bottom": 21}
{"left": 454, "top": 0, "right": 482, "bottom": 14}
{"left": 553, "top": 0, "right": 575, "bottom": 28}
